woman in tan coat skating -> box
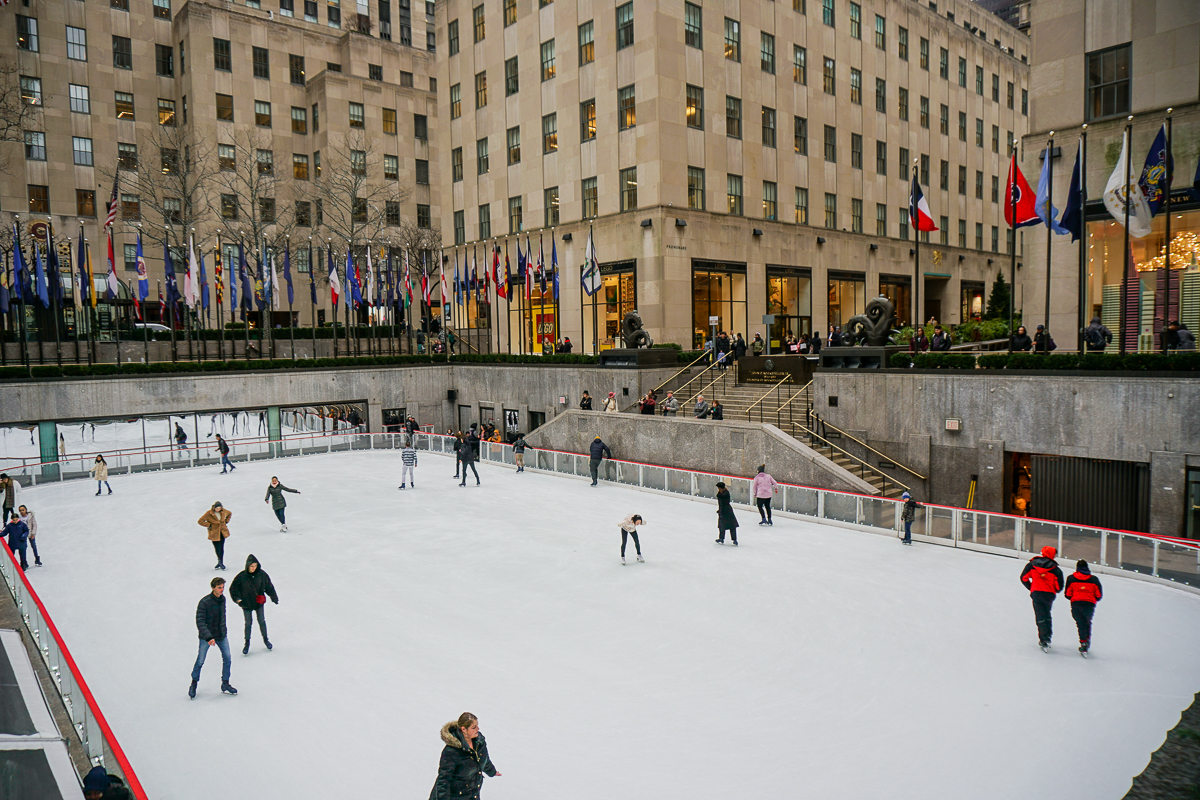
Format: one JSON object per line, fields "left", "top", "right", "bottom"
{"left": 198, "top": 501, "right": 233, "bottom": 570}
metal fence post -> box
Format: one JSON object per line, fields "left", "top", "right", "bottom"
{"left": 1153, "top": 539, "right": 1160, "bottom": 578}
{"left": 1099, "top": 531, "right": 1107, "bottom": 566}
{"left": 817, "top": 489, "right": 825, "bottom": 519}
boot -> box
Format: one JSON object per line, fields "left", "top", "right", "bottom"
{"left": 265, "top": 640, "right": 273, "bottom": 651}
{"left": 188, "top": 680, "right": 197, "bottom": 699}
{"left": 221, "top": 682, "right": 238, "bottom": 695}
{"left": 242, "top": 641, "right": 250, "bottom": 655}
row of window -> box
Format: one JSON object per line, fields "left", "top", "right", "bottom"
{"left": 450, "top": 2, "right": 626, "bottom": 54}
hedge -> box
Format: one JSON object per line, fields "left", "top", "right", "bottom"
{"left": 886, "top": 351, "right": 1200, "bottom": 371}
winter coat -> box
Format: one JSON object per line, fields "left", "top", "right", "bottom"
{"left": 197, "top": 508, "right": 232, "bottom": 541}
{"left": 909, "top": 333, "right": 930, "bottom": 353}
{"left": 710, "top": 403, "right": 724, "bottom": 420}
{"left": 1064, "top": 568, "right": 1103, "bottom": 604}
{"left": 1177, "top": 328, "right": 1197, "bottom": 350}
{"left": 1033, "top": 331, "right": 1057, "bottom": 352}
{"left": 264, "top": 482, "right": 299, "bottom": 510}
{"left": 229, "top": 554, "right": 279, "bottom": 610}
{"left": 693, "top": 400, "right": 709, "bottom": 418}
{"left": 661, "top": 396, "right": 680, "bottom": 415}
{"left": 90, "top": 461, "right": 109, "bottom": 481}
{"left": 618, "top": 514, "right": 641, "bottom": 532}
{"left": 195, "top": 591, "right": 228, "bottom": 642}
{"left": 901, "top": 498, "right": 921, "bottom": 522}
{"left": 458, "top": 440, "right": 476, "bottom": 464}
{"left": 589, "top": 439, "right": 612, "bottom": 460}
{"left": 512, "top": 438, "right": 528, "bottom": 454}
{"left": 602, "top": 396, "right": 619, "bottom": 413}
{"left": 1020, "top": 556, "right": 1063, "bottom": 594}
{"left": 18, "top": 510, "right": 36, "bottom": 539}
{"left": 467, "top": 430, "right": 481, "bottom": 456}
{"left": 734, "top": 337, "right": 747, "bottom": 357}
{"left": 716, "top": 489, "right": 738, "bottom": 529}
{"left": 429, "top": 721, "right": 498, "bottom": 800}
{"left": 751, "top": 472, "right": 778, "bottom": 499}
{"left": 0, "top": 477, "right": 15, "bottom": 507}
{"left": 4, "top": 520, "right": 29, "bottom": 550}
{"left": 1010, "top": 332, "right": 1033, "bottom": 351}
{"left": 931, "top": 332, "right": 952, "bottom": 351}
{"left": 811, "top": 333, "right": 822, "bottom": 354}
{"left": 751, "top": 337, "right": 764, "bottom": 355}
{"left": 175, "top": 426, "right": 187, "bottom": 444}
{"left": 579, "top": 395, "right": 593, "bottom": 410}
{"left": 1084, "top": 318, "right": 1112, "bottom": 352}
{"left": 639, "top": 396, "right": 657, "bottom": 415}
{"left": 217, "top": 438, "right": 230, "bottom": 455}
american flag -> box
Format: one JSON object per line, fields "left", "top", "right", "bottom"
{"left": 104, "top": 173, "right": 119, "bottom": 229}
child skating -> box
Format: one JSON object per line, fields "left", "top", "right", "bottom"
{"left": 618, "top": 514, "right": 645, "bottom": 565}
{"left": 399, "top": 441, "right": 418, "bottom": 488}
{"left": 1064, "top": 559, "right": 1103, "bottom": 657}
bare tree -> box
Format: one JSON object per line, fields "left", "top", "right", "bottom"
{"left": 311, "top": 129, "right": 410, "bottom": 250}
{"left": 0, "top": 57, "right": 44, "bottom": 173}
{"left": 215, "top": 128, "right": 296, "bottom": 253}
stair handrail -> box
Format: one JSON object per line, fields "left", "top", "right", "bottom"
{"left": 774, "top": 380, "right": 814, "bottom": 430}
{"left": 684, "top": 365, "right": 729, "bottom": 407}
{"left": 783, "top": 421, "right": 913, "bottom": 495}
{"left": 650, "top": 350, "right": 712, "bottom": 396}
{"left": 745, "top": 374, "right": 793, "bottom": 422}
{"left": 444, "top": 325, "right": 482, "bottom": 354}
{"left": 814, "top": 417, "right": 927, "bottom": 481}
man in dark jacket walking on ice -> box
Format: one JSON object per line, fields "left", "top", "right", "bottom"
{"left": 458, "top": 437, "right": 480, "bottom": 486}
{"left": 229, "top": 554, "right": 278, "bottom": 654}
{"left": 190, "top": 577, "right": 237, "bottom": 698}
{"left": 1020, "top": 546, "right": 1064, "bottom": 650}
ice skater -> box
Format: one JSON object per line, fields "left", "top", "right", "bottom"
{"left": 90, "top": 455, "right": 113, "bottom": 495}
{"left": 589, "top": 436, "right": 613, "bottom": 486}
{"left": 751, "top": 465, "right": 778, "bottom": 525}
{"left": 618, "top": 514, "right": 645, "bottom": 564}
{"left": 264, "top": 476, "right": 300, "bottom": 531}
{"left": 512, "top": 434, "right": 529, "bottom": 472}
{"left": 714, "top": 482, "right": 739, "bottom": 545}
{"left": 452, "top": 432, "right": 464, "bottom": 479}
{"left": 1020, "top": 545, "right": 1064, "bottom": 651}
{"left": 17, "top": 505, "right": 39, "bottom": 566}
{"left": 198, "top": 501, "right": 232, "bottom": 570}
{"left": 216, "top": 434, "right": 236, "bottom": 473}
{"left": 399, "top": 440, "right": 418, "bottom": 488}
{"left": 3, "top": 511, "right": 29, "bottom": 570}
{"left": 1064, "top": 559, "right": 1103, "bottom": 656}
{"left": 189, "top": 577, "right": 237, "bottom": 698}
{"left": 229, "top": 554, "right": 278, "bottom": 654}
{"left": 430, "top": 713, "right": 501, "bottom": 800}
{"left": 174, "top": 422, "right": 189, "bottom": 450}
{"left": 0, "top": 473, "right": 16, "bottom": 519}
{"left": 458, "top": 437, "right": 479, "bottom": 486}
{"left": 900, "top": 492, "right": 921, "bottom": 544}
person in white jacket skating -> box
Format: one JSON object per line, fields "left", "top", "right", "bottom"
{"left": 618, "top": 514, "right": 645, "bottom": 564}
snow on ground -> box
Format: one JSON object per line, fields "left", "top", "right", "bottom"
{"left": 16, "top": 451, "right": 1200, "bottom": 800}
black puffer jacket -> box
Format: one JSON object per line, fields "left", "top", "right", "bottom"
{"left": 229, "top": 554, "right": 279, "bottom": 610}
{"left": 195, "top": 592, "right": 228, "bottom": 642}
{"left": 429, "top": 722, "right": 498, "bottom": 800}
{"left": 589, "top": 438, "right": 612, "bottom": 460}
{"left": 458, "top": 439, "right": 476, "bottom": 463}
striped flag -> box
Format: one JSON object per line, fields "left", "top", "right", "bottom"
{"left": 104, "top": 174, "right": 119, "bottom": 229}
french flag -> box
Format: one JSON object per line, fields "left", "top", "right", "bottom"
{"left": 909, "top": 176, "right": 939, "bottom": 232}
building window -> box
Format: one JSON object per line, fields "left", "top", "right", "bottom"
{"left": 958, "top": 219, "right": 967, "bottom": 248}
{"left": 255, "top": 149, "right": 273, "bottom": 176}
{"left": 156, "top": 44, "right": 174, "bottom": 76}
{"left": 899, "top": 206, "right": 909, "bottom": 240}
{"left": 70, "top": 84, "right": 90, "bottom": 114}
{"left": 724, "top": 18, "right": 740, "bottom": 61}
{"left": 414, "top": 114, "right": 427, "bottom": 141}
{"left": 1007, "top": 80, "right": 1015, "bottom": 109}
{"left": 850, "top": 133, "right": 862, "bottom": 169}
{"left": 993, "top": 226, "right": 1000, "bottom": 252}
{"left": 1087, "top": 45, "right": 1131, "bottom": 120}
{"left": 874, "top": 15, "right": 885, "bottom": 49}
{"left": 939, "top": 104, "right": 948, "bottom": 135}
{"left": 294, "top": 154, "right": 310, "bottom": 180}
{"left": 452, "top": 211, "right": 465, "bottom": 245}
{"left": 795, "top": 188, "right": 808, "bottom": 224}
{"left": 793, "top": 116, "right": 807, "bottom": 154}
{"left": 581, "top": 98, "right": 597, "bottom": 139}
{"left": 824, "top": 193, "right": 836, "bottom": 228}
{"left": 24, "top": 131, "right": 46, "bottom": 161}
{"left": 416, "top": 204, "right": 431, "bottom": 229}
{"left": 113, "top": 36, "right": 132, "bottom": 69}
{"left": 851, "top": 198, "right": 863, "bottom": 233}
{"left": 158, "top": 98, "right": 176, "bottom": 126}
{"left": 473, "top": 4, "right": 485, "bottom": 42}
{"left": 381, "top": 154, "right": 398, "bottom": 180}
{"left": 253, "top": 46, "right": 270, "bottom": 79}
{"left": 875, "top": 203, "right": 887, "bottom": 236}
{"left": 725, "top": 96, "right": 742, "bottom": 138}
{"left": 1022, "top": 88, "right": 1028, "bottom": 115}
{"left": 504, "top": 0, "right": 516, "bottom": 26}
{"left": 349, "top": 101, "right": 364, "bottom": 127}
{"left": 289, "top": 54, "right": 306, "bottom": 86}
{"left": 541, "top": 114, "right": 557, "bottom": 153}
{"left": 939, "top": 159, "right": 949, "bottom": 191}
{"left": 976, "top": 222, "right": 984, "bottom": 250}
{"left": 992, "top": 73, "right": 1000, "bottom": 102}
{"left": 823, "top": 58, "right": 836, "bottom": 94}
{"left": 849, "top": 2, "right": 861, "bottom": 38}
{"left": 920, "top": 154, "right": 929, "bottom": 186}
{"left": 822, "top": 0, "right": 834, "bottom": 26}
{"left": 621, "top": 167, "right": 638, "bottom": 211}
{"left": 350, "top": 150, "right": 366, "bottom": 176}
{"left": 616, "top": 2, "right": 634, "bottom": 50}
{"left": 823, "top": 125, "right": 836, "bottom": 162}
{"left": 975, "top": 170, "right": 983, "bottom": 199}
{"left": 875, "top": 78, "right": 886, "bottom": 112}
{"left": 216, "top": 93, "right": 234, "bottom": 121}
{"left": 290, "top": 201, "right": 309, "bottom": 227}
{"left": 793, "top": 46, "right": 807, "bottom": 84}
{"left": 220, "top": 193, "right": 238, "bottom": 220}
{"left": 213, "top": 37, "right": 231, "bottom": 71}
{"left": 450, "top": 84, "right": 461, "bottom": 119}
{"left": 474, "top": 72, "right": 487, "bottom": 108}
{"left": 898, "top": 26, "right": 908, "bottom": 60}
{"left": 991, "top": 175, "right": 999, "bottom": 203}
{"left": 618, "top": 85, "right": 636, "bottom": 129}
{"left": 153, "top": 0, "right": 172, "bottom": 16}
{"left": 919, "top": 96, "right": 929, "bottom": 128}
{"left": 507, "top": 127, "right": 521, "bottom": 164}
{"left": 17, "top": 17, "right": 39, "bottom": 53}
{"left": 255, "top": 101, "right": 272, "bottom": 127}
{"left": 24, "top": 184, "right": 49, "bottom": 214}
{"left": 475, "top": 138, "right": 489, "bottom": 173}
{"left": 958, "top": 57, "right": 967, "bottom": 87}
{"left": 685, "top": 86, "right": 703, "bottom": 129}
{"left": 382, "top": 108, "right": 396, "bottom": 135}
{"left": 541, "top": 40, "right": 556, "bottom": 81}
{"left": 899, "top": 146, "right": 908, "bottom": 178}
{"left": 579, "top": 21, "right": 594, "bottom": 65}
{"left": 688, "top": 167, "right": 705, "bottom": 210}
{"left": 875, "top": 141, "right": 887, "bottom": 174}
{"left": 761, "top": 33, "right": 775, "bottom": 73}
{"left": 544, "top": 187, "right": 559, "bottom": 227}
{"left": 508, "top": 196, "right": 523, "bottom": 232}
{"left": 478, "top": 204, "right": 491, "bottom": 239}
{"left": 66, "top": 26, "right": 86, "bottom": 61}
{"left": 505, "top": 57, "right": 520, "bottom": 96}
{"left": 920, "top": 37, "right": 929, "bottom": 70}
{"left": 976, "top": 65, "right": 984, "bottom": 95}
{"left": 685, "top": 3, "right": 702, "bottom": 48}
{"left": 727, "top": 174, "right": 743, "bottom": 215}
{"left": 416, "top": 159, "right": 429, "bottom": 184}
{"left": 762, "top": 107, "right": 776, "bottom": 147}
{"left": 18, "top": 76, "right": 40, "bottom": 107}
{"left": 448, "top": 20, "right": 460, "bottom": 55}
{"left": 314, "top": 152, "right": 320, "bottom": 178}
{"left": 115, "top": 92, "right": 135, "bottom": 120}
{"left": 958, "top": 112, "right": 967, "bottom": 141}
{"left": 218, "top": 144, "right": 235, "bottom": 170}
{"left": 451, "top": 147, "right": 463, "bottom": 182}
{"left": 939, "top": 48, "right": 949, "bottom": 79}
{"left": 850, "top": 68, "right": 861, "bottom": 104}
{"left": 582, "top": 177, "right": 598, "bottom": 218}
{"left": 958, "top": 165, "right": 967, "bottom": 195}
{"left": 763, "top": 181, "right": 777, "bottom": 220}
{"left": 992, "top": 125, "right": 1000, "bottom": 153}
{"left": 976, "top": 118, "right": 984, "bottom": 147}
{"left": 160, "top": 148, "right": 179, "bottom": 175}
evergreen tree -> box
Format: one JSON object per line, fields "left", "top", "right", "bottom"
{"left": 985, "top": 270, "right": 1010, "bottom": 320}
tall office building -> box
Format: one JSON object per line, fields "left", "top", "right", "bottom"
{"left": 439, "top": 0, "right": 1031, "bottom": 352}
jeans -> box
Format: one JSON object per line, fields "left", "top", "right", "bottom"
{"left": 177, "top": 441, "right": 188, "bottom": 450}
{"left": 191, "top": 637, "right": 231, "bottom": 683}
{"left": 755, "top": 497, "right": 772, "bottom": 522}
{"left": 96, "top": 481, "right": 112, "bottom": 494}
{"left": 28, "top": 537, "right": 38, "bottom": 563}
{"left": 243, "top": 606, "right": 269, "bottom": 643}
{"left": 220, "top": 454, "right": 235, "bottom": 471}
{"left": 1070, "top": 601, "right": 1095, "bottom": 643}
{"left": 620, "top": 528, "right": 641, "bottom": 557}
{"left": 902, "top": 519, "right": 913, "bottom": 542}
{"left": 273, "top": 508, "right": 286, "bottom": 525}
{"left": 589, "top": 458, "right": 602, "bottom": 484}
{"left": 459, "top": 462, "right": 479, "bottom": 484}
{"left": 1031, "top": 592, "right": 1056, "bottom": 643}
{"left": 12, "top": 543, "right": 27, "bottom": 569}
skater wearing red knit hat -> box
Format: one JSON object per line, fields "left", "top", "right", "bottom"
{"left": 1020, "top": 546, "right": 1064, "bottom": 652}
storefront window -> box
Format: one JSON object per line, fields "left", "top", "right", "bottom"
{"left": 879, "top": 276, "right": 912, "bottom": 327}
{"left": 693, "top": 261, "right": 747, "bottom": 348}
{"left": 827, "top": 273, "right": 865, "bottom": 329}
{"left": 960, "top": 280, "right": 984, "bottom": 322}
{"left": 766, "top": 267, "right": 811, "bottom": 347}
{"left": 600, "top": 263, "right": 636, "bottom": 349}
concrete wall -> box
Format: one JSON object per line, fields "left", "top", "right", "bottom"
{"left": 524, "top": 410, "right": 877, "bottom": 496}
{"left": 814, "top": 370, "right": 1200, "bottom": 534}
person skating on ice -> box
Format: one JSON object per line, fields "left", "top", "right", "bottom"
{"left": 1020, "top": 545, "right": 1064, "bottom": 651}
{"left": 429, "top": 712, "right": 501, "bottom": 800}
{"left": 452, "top": 432, "right": 464, "bottom": 479}
{"left": 589, "top": 436, "right": 613, "bottom": 486}
{"left": 174, "top": 423, "right": 189, "bottom": 450}
{"left": 198, "top": 501, "right": 232, "bottom": 570}
{"left": 512, "top": 434, "right": 529, "bottom": 472}
{"left": 17, "top": 504, "right": 40, "bottom": 566}
{"left": 458, "top": 436, "right": 480, "bottom": 486}
{"left": 399, "top": 440, "right": 418, "bottom": 488}
{"left": 229, "top": 554, "right": 278, "bottom": 655}
{"left": 618, "top": 514, "right": 645, "bottom": 564}
{"left": 3, "top": 511, "right": 30, "bottom": 570}
{"left": 189, "top": 577, "right": 237, "bottom": 698}
{"left": 900, "top": 492, "right": 921, "bottom": 544}
{"left": 216, "top": 434, "right": 235, "bottom": 473}
{"left": 714, "top": 482, "right": 739, "bottom": 545}
{"left": 1064, "top": 559, "right": 1103, "bottom": 656}
{"left": 0, "top": 473, "right": 15, "bottom": 521}
{"left": 90, "top": 455, "right": 113, "bottom": 495}
{"left": 264, "top": 476, "right": 300, "bottom": 531}
{"left": 751, "top": 465, "right": 778, "bottom": 525}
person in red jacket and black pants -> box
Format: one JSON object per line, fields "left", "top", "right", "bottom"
{"left": 1064, "top": 559, "right": 1103, "bottom": 655}
{"left": 1020, "top": 545, "right": 1064, "bottom": 650}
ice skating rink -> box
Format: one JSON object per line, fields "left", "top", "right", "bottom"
{"left": 17, "top": 450, "right": 1200, "bottom": 800}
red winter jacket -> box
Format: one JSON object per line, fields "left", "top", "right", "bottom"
{"left": 1064, "top": 571, "right": 1103, "bottom": 604}
{"left": 1020, "top": 556, "right": 1063, "bottom": 594}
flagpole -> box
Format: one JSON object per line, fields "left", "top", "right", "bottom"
{"left": 1009, "top": 142, "right": 1018, "bottom": 353}
{"left": 1076, "top": 126, "right": 1088, "bottom": 355}
{"left": 75, "top": 224, "right": 89, "bottom": 368}
{"left": 505, "top": 239, "right": 513, "bottom": 355}
{"left": 1162, "top": 109, "right": 1173, "bottom": 352}
{"left": 66, "top": 238, "right": 78, "bottom": 366}
{"left": 111, "top": 234, "right": 122, "bottom": 368}
{"left": 47, "top": 225, "right": 62, "bottom": 367}
{"left": 1121, "top": 118, "right": 1133, "bottom": 353}
{"left": 1042, "top": 132, "right": 1055, "bottom": 352}
{"left": 538, "top": 233, "right": 545, "bottom": 356}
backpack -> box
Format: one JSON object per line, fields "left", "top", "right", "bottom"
{"left": 1085, "top": 327, "right": 1104, "bottom": 349}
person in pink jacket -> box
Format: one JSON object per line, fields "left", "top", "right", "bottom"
{"left": 751, "top": 465, "right": 779, "bottom": 525}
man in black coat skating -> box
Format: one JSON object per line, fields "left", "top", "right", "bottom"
{"left": 191, "top": 577, "right": 237, "bottom": 697}
{"left": 229, "top": 554, "right": 279, "bottom": 654}
{"left": 459, "top": 437, "right": 480, "bottom": 486}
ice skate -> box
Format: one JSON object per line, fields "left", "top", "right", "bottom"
{"left": 280, "top": 525, "right": 288, "bottom": 532}
{"left": 1039, "top": 640, "right": 1051, "bottom": 653}
{"left": 732, "top": 541, "right": 739, "bottom": 546}
{"left": 636, "top": 554, "right": 644, "bottom": 562}
{"left": 620, "top": 556, "right": 626, "bottom": 565}
{"left": 243, "top": 641, "right": 250, "bottom": 655}
{"left": 1079, "top": 642, "right": 1089, "bottom": 658}
{"left": 265, "top": 640, "right": 273, "bottom": 651}
{"left": 221, "top": 682, "right": 238, "bottom": 695}
{"left": 715, "top": 539, "right": 724, "bottom": 545}
{"left": 399, "top": 484, "right": 406, "bottom": 489}
{"left": 188, "top": 680, "right": 197, "bottom": 699}
{"left": 108, "top": 488, "right": 113, "bottom": 494}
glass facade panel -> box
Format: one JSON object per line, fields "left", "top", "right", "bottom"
{"left": 692, "top": 264, "right": 747, "bottom": 348}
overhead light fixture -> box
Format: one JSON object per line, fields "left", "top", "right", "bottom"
{"left": 869, "top": 243, "right": 878, "bottom": 251}
{"left": 675, "top": 219, "right": 687, "bottom": 227}
{"left": 909, "top": 248, "right": 916, "bottom": 256}
{"left": 752, "top": 228, "right": 763, "bottom": 237}
{"left": 987, "top": 258, "right": 993, "bottom": 265}
{"left": 640, "top": 219, "right": 652, "bottom": 228}
{"left": 958, "top": 254, "right": 965, "bottom": 262}
{"left": 562, "top": 232, "right": 573, "bottom": 241}
{"left": 816, "top": 236, "right": 826, "bottom": 244}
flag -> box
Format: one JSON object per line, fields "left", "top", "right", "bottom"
{"left": 1004, "top": 153, "right": 1041, "bottom": 229}
{"left": 1103, "top": 129, "right": 1152, "bottom": 238}
{"left": 537, "top": 236, "right": 547, "bottom": 294}
{"left": 346, "top": 248, "right": 361, "bottom": 307}
{"left": 552, "top": 239, "right": 559, "bottom": 301}
{"left": 403, "top": 251, "right": 412, "bottom": 308}
{"left": 1035, "top": 146, "right": 1070, "bottom": 236}
{"left": 47, "top": 232, "right": 62, "bottom": 307}
{"left": 375, "top": 250, "right": 384, "bottom": 308}
{"left": 163, "top": 240, "right": 178, "bottom": 310}
{"left": 136, "top": 234, "right": 148, "bottom": 317}
{"left": 270, "top": 250, "right": 281, "bottom": 311}
{"left": 104, "top": 173, "right": 119, "bottom": 230}
{"left": 238, "top": 241, "right": 252, "bottom": 320}
{"left": 185, "top": 234, "right": 198, "bottom": 308}
{"left": 364, "top": 249, "right": 374, "bottom": 307}
{"left": 33, "top": 244, "right": 48, "bottom": 308}
{"left": 492, "top": 244, "right": 505, "bottom": 300}
{"left": 328, "top": 245, "right": 340, "bottom": 309}
{"left": 385, "top": 248, "right": 394, "bottom": 308}
{"left": 421, "top": 252, "right": 431, "bottom": 305}
{"left": 227, "top": 243, "right": 237, "bottom": 312}
{"left": 582, "top": 229, "right": 602, "bottom": 296}
{"left": 470, "top": 253, "right": 478, "bottom": 300}
{"left": 308, "top": 242, "right": 316, "bottom": 306}
{"left": 1138, "top": 123, "right": 1173, "bottom": 218}
{"left": 199, "top": 252, "right": 210, "bottom": 315}
{"left": 158, "top": 282, "right": 165, "bottom": 321}
{"left": 106, "top": 230, "right": 119, "bottom": 299}
{"left": 441, "top": 259, "right": 449, "bottom": 307}
{"left": 504, "top": 246, "right": 513, "bottom": 298}
{"left": 525, "top": 236, "right": 534, "bottom": 299}
{"left": 1060, "top": 139, "right": 1084, "bottom": 243}
{"left": 85, "top": 240, "right": 96, "bottom": 308}
{"left": 253, "top": 245, "right": 266, "bottom": 311}
{"left": 213, "top": 243, "right": 223, "bottom": 309}
{"left": 454, "top": 251, "right": 462, "bottom": 305}
{"left": 908, "top": 175, "right": 939, "bottom": 232}
{"left": 0, "top": 256, "right": 8, "bottom": 315}
{"left": 74, "top": 226, "right": 87, "bottom": 308}
{"left": 283, "top": 246, "right": 294, "bottom": 305}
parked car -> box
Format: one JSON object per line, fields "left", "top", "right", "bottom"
{"left": 133, "top": 323, "right": 171, "bottom": 333}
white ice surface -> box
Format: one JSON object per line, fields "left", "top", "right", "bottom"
{"left": 16, "top": 451, "right": 1200, "bottom": 800}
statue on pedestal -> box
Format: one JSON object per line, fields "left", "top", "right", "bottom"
{"left": 843, "top": 296, "right": 900, "bottom": 346}
{"left": 621, "top": 310, "right": 654, "bottom": 349}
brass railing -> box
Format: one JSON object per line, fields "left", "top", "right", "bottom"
{"left": 781, "top": 420, "right": 914, "bottom": 496}
{"left": 745, "top": 375, "right": 793, "bottom": 422}
{"left": 815, "top": 417, "right": 927, "bottom": 481}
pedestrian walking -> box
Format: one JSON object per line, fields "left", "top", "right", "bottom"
{"left": 175, "top": 423, "right": 189, "bottom": 450}
{"left": 751, "top": 332, "right": 765, "bottom": 355}
{"left": 900, "top": 492, "right": 921, "bottom": 544}
{"left": 1064, "top": 559, "right": 1103, "bottom": 656}
{"left": 639, "top": 391, "right": 657, "bottom": 415}
{"left": 618, "top": 514, "right": 645, "bottom": 564}
{"left": 512, "top": 435, "right": 529, "bottom": 472}
{"left": 264, "top": 477, "right": 300, "bottom": 531}
{"left": 0, "top": 473, "right": 16, "bottom": 520}
{"left": 751, "top": 466, "right": 778, "bottom": 525}
{"left": 811, "top": 331, "right": 822, "bottom": 354}
{"left": 602, "top": 391, "right": 619, "bottom": 412}
{"left": 189, "top": 577, "right": 237, "bottom": 698}
{"left": 1033, "top": 325, "right": 1057, "bottom": 353}
{"left": 458, "top": 436, "right": 480, "bottom": 486}
{"left": 229, "top": 554, "right": 278, "bottom": 654}
{"left": 90, "top": 455, "right": 113, "bottom": 495}
{"left": 3, "top": 511, "right": 29, "bottom": 570}
{"left": 1010, "top": 325, "right": 1033, "bottom": 351}
{"left": 198, "top": 501, "right": 232, "bottom": 570}
{"left": 661, "top": 391, "right": 680, "bottom": 416}
{"left": 733, "top": 333, "right": 747, "bottom": 360}
{"left": 909, "top": 328, "right": 930, "bottom": 353}
{"left": 216, "top": 434, "right": 236, "bottom": 473}
{"left": 714, "top": 482, "right": 739, "bottom": 545}
{"left": 589, "top": 436, "right": 613, "bottom": 486}
{"left": 693, "top": 395, "right": 709, "bottom": 419}
{"left": 429, "top": 712, "right": 501, "bottom": 800}
{"left": 399, "top": 441, "right": 418, "bottom": 488}
{"left": 1020, "top": 545, "right": 1064, "bottom": 651}
{"left": 17, "top": 505, "right": 40, "bottom": 566}
{"left": 931, "top": 325, "right": 952, "bottom": 351}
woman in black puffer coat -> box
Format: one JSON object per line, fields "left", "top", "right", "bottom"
{"left": 429, "top": 712, "right": 501, "bottom": 800}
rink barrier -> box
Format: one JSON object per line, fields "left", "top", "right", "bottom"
{"left": 0, "top": 541, "right": 149, "bottom": 798}
{"left": 8, "top": 429, "right": 1199, "bottom": 594}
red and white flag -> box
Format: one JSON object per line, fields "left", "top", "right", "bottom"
{"left": 1004, "top": 152, "right": 1041, "bottom": 229}
{"left": 104, "top": 173, "right": 119, "bottom": 229}
{"left": 908, "top": 175, "right": 938, "bottom": 232}
{"left": 421, "top": 253, "right": 431, "bottom": 305}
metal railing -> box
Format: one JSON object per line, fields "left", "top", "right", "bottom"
{"left": 0, "top": 543, "right": 149, "bottom": 798}
{"left": 745, "top": 375, "right": 793, "bottom": 422}
{"left": 778, "top": 420, "right": 913, "bottom": 496}
{"left": 648, "top": 351, "right": 712, "bottom": 397}
{"left": 684, "top": 362, "right": 734, "bottom": 408}
{"left": 813, "top": 417, "right": 927, "bottom": 482}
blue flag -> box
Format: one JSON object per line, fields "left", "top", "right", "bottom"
{"left": 552, "top": 239, "right": 559, "bottom": 301}
{"left": 1035, "top": 146, "right": 1070, "bottom": 236}
{"left": 346, "top": 249, "right": 362, "bottom": 307}
{"left": 517, "top": 240, "right": 526, "bottom": 281}
{"left": 1059, "top": 140, "right": 1084, "bottom": 244}
{"left": 136, "top": 234, "right": 148, "bottom": 307}
{"left": 238, "top": 242, "right": 253, "bottom": 321}
{"left": 1137, "top": 123, "right": 1173, "bottom": 218}
{"left": 163, "top": 240, "right": 178, "bottom": 311}
{"left": 283, "top": 246, "right": 294, "bottom": 305}
{"left": 75, "top": 227, "right": 87, "bottom": 308}
{"left": 47, "top": 237, "right": 62, "bottom": 306}
{"left": 199, "top": 252, "right": 210, "bottom": 314}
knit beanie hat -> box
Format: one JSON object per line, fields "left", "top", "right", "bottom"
{"left": 1041, "top": 546, "right": 1057, "bottom": 559}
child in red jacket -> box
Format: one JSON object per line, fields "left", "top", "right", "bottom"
{"left": 1020, "top": 545, "right": 1064, "bottom": 651}
{"left": 1064, "top": 559, "right": 1103, "bottom": 655}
